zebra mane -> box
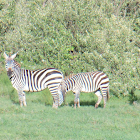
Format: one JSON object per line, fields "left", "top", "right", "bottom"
{"left": 64, "top": 72, "right": 94, "bottom": 80}
{"left": 64, "top": 73, "right": 76, "bottom": 80}
{"left": 14, "top": 60, "right": 21, "bottom": 68}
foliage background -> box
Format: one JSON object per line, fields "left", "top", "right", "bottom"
{"left": 0, "top": 0, "right": 140, "bottom": 97}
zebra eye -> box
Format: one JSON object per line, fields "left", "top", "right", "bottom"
{"left": 6, "top": 60, "right": 14, "bottom": 68}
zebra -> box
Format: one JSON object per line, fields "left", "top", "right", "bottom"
{"left": 58, "top": 71, "right": 109, "bottom": 108}
{"left": 4, "top": 52, "right": 64, "bottom": 108}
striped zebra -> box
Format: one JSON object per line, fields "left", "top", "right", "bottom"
{"left": 59, "top": 71, "right": 109, "bottom": 108}
{"left": 4, "top": 52, "right": 64, "bottom": 108}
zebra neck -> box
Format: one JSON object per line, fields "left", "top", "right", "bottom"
{"left": 11, "top": 67, "right": 22, "bottom": 81}
{"left": 65, "top": 79, "right": 74, "bottom": 92}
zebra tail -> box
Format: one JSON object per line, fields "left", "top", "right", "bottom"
{"left": 58, "top": 91, "right": 64, "bottom": 106}
{"left": 58, "top": 79, "right": 66, "bottom": 106}
{"left": 107, "top": 86, "right": 109, "bottom": 101}
{"left": 61, "top": 79, "right": 66, "bottom": 103}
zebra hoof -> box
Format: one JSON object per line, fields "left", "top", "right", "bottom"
{"left": 52, "top": 106, "right": 58, "bottom": 109}
{"left": 95, "top": 104, "right": 98, "bottom": 109}
{"left": 74, "top": 105, "right": 76, "bottom": 109}
{"left": 77, "top": 105, "right": 80, "bottom": 108}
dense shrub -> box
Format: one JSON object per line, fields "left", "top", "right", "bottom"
{"left": 0, "top": 0, "right": 140, "bottom": 96}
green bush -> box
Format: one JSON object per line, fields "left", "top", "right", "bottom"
{"left": 0, "top": 0, "right": 140, "bottom": 97}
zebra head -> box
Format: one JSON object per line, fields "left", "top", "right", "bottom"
{"left": 4, "top": 52, "right": 17, "bottom": 77}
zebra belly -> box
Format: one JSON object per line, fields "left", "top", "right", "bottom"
{"left": 23, "top": 83, "right": 45, "bottom": 92}
{"left": 81, "top": 84, "right": 96, "bottom": 92}
{"left": 81, "top": 88, "right": 95, "bottom": 93}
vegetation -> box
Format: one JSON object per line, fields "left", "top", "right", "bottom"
{"left": 0, "top": 0, "right": 140, "bottom": 97}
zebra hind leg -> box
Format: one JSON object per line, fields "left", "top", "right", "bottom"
{"left": 95, "top": 90, "right": 102, "bottom": 108}
{"left": 100, "top": 87, "right": 108, "bottom": 108}
{"left": 103, "top": 95, "right": 107, "bottom": 108}
{"left": 52, "top": 102, "right": 58, "bottom": 109}
{"left": 52, "top": 96, "right": 59, "bottom": 109}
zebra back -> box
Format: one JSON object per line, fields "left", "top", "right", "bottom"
{"left": 63, "top": 71, "right": 109, "bottom": 94}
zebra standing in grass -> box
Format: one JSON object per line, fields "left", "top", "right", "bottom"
{"left": 4, "top": 52, "right": 64, "bottom": 108}
{"left": 59, "top": 71, "right": 109, "bottom": 108}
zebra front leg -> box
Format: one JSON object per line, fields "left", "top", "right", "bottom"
{"left": 77, "top": 93, "right": 80, "bottom": 108}
{"left": 22, "top": 91, "right": 27, "bottom": 106}
{"left": 95, "top": 90, "right": 102, "bottom": 108}
{"left": 18, "top": 91, "right": 27, "bottom": 107}
{"left": 74, "top": 92, "right": 80, "bottom": 108}
{"left": 18, "top": 91, "right": 23, "bottom": 107}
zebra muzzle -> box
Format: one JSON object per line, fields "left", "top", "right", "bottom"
{"left": 7, "top": 69, "right": 13, "bottom": 77}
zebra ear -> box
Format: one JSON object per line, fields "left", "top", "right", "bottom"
{"left": 4, "top": 52, "right": 9, "bottom": 60}
{"left": 11, "top": 52, "right": 18, "bottom": 59}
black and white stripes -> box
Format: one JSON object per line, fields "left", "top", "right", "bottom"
{"left": 4, "top": 52, "right": 109, "bottom": 109}
{"left": 59, "top": 71, "right": 109, "bottom": 108}
{"left": 4, "top": 52, "right": 63, "bottom": 108}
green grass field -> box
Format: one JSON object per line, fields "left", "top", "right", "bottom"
{"left": 0, "top": 87, "right": 140, "bottom": 140}
{"left": 0, "top": 73, "right": 140, "bottom": 140}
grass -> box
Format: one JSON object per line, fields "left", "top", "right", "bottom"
{"left": 0, "top": 91, "right": 140, "bottom": 140}
{"left": 0, "top": 73, "right": 140, "bottom": 140}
